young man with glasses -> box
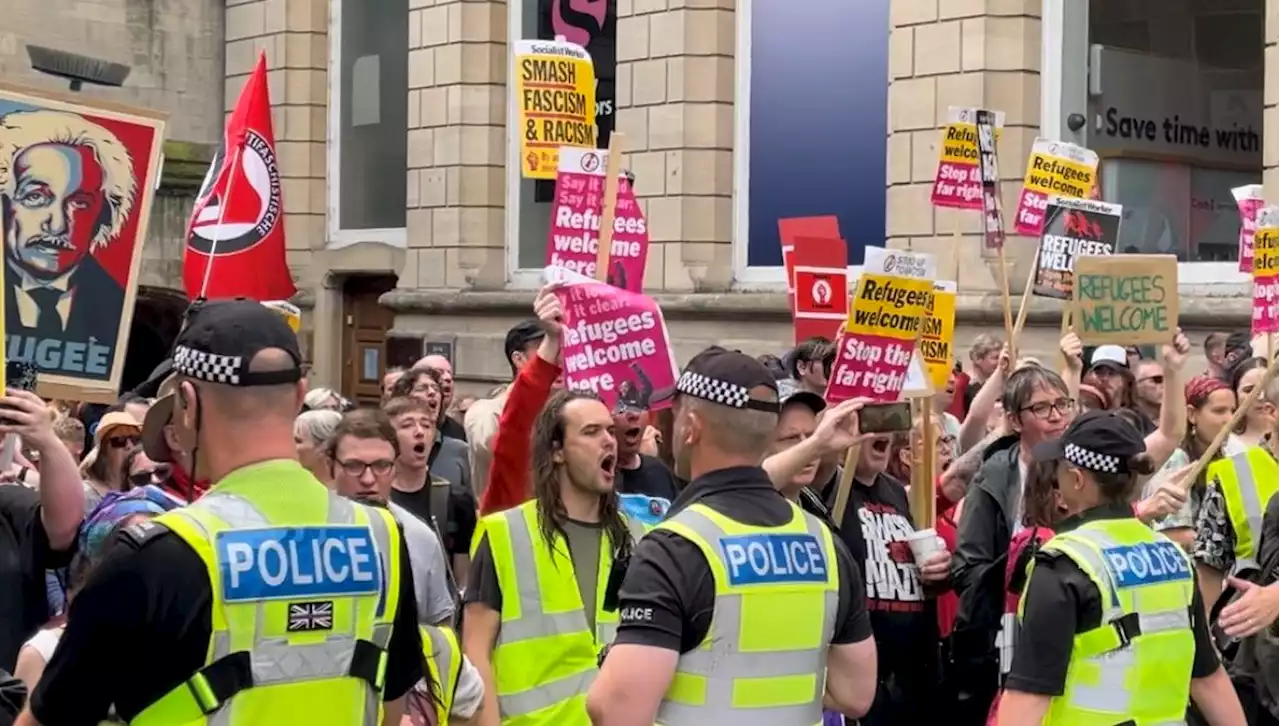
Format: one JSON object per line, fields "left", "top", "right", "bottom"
{"left": 328, "top": 408, "right": 457, "bottom": 627}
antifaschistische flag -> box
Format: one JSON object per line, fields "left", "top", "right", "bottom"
{"left": 183, "top": 52, "right": 295, "bottom": 302}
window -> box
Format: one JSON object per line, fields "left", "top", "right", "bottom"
{"left": 329, "top": 0, "right": 409, "bottom": 247}
{"left": 732, "top": 0, "right": 889, "bottom": 286}
{"left": 507, "top": 0, "right": 617, "bottom": 282}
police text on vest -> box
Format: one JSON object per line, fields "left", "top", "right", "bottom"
{"left": 1102, "top": 541, "right": 1191, "bottom": 589}
{"left": 217, "top": 526, "right": 383, "bottom": 602}
{"left": 719, "top": 534, "right": 828, "bottom": 586}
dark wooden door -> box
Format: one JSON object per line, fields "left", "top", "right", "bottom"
{"left": 341, "top": 276, "right": 397, "bottom": 406}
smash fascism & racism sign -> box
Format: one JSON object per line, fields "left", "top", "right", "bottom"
{"left": 1033, "top": 197, "right": 1121, "bottom": 299}
{"left": 514, "top": 39, "right": 596, "bottom": 180}
{"left": 1073, "top": 254, "right": 1178, "bottom": 346}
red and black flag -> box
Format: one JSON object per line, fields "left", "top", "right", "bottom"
{"left": 183, "top": 52, "right": 295, "bottom": 302}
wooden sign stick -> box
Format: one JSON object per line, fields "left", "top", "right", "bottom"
{"left": 594, "top": 133, "right": 626, "bottom": 282}
{"left": 832, "top": 444, "right": 862, "bottom": 527}
{"left": 996, "top": 245, "right": 1017, "bottom": 361}
{"left": 1010, "top": 257, "right": 1039, "bottom": 342}
{"left": 1182, "top": 354, "right": 1279, "bottom": 490}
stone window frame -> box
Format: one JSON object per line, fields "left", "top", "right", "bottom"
{"left": 325, "top": 0, "right": 410, "bottom": 251}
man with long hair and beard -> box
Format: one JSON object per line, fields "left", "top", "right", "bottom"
{"left": 462, "top": 286, "right": 646, "bottom": 726}
{"left": 587, "top": 347, "right": 877, "bottom": 726}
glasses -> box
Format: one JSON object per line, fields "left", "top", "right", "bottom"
{"left": 936, "top": 434, "right": 957, "bottom": 451}
{"left": 1138, "top": 375, "right": 1164, "bottom": 385}
{"left": 1021, "top": 398, "right": 1076, "bottom": 420}
{"left": 107, "top": 435, "right": 139, "bottom": 449}
{"left": 129, "top": 465, "right": 169, "bottom": 488}
{"left": 337, "top": 459, "right": 395, "bottom": 478}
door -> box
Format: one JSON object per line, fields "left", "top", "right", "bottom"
{"left": 341, "top": 275, "right": 397, "bottom": 406}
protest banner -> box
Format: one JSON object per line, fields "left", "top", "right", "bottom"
{"left": 778, "top": 216, "right": 841, "bottom": 304}
{"left": 825, "top": 247, "right": 936, "bottom": 404}
{"left": 1033, "top": 197, "right": 1121, "bottom": 299}
{"left": 1073, "top": 254, "right": 1178, "bottom": 346}
{"left": 0, "top": 82, "right": 166, "bottom": 404}
{"left": 1013, "top": 139, "right": 1098, "bottom": 237}
{"left": 514, "top": 38, "right": 596, "bottom": 180}
{"left": 920, "top": 281, "right": 956, "bottom": 392}
{"left": 973, "top": 109, "right": 1018, "bottom": 355}
{"left": 1252, "top": 205, "right": 1278, "bottom": 337}
{"left": 546, "top": 144, "right": 648, "bottom": 292}
{"left": 543, "top": 266, "right": 679, "bottom": 412}
{"left": 791, "top": 236, "right": 848, "bottom": 343}
{"left": 931, "top": 107, "right": 1005, "bottom": 210}
{"left": 1234, "top": 185, "right": 1266, "bottom": 274}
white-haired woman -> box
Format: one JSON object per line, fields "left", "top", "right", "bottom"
{"left": 294, "top": 410, "right": 342, "bottom": 487}
{"left": 303, "top": 387, "right": 345, "bottom": 412}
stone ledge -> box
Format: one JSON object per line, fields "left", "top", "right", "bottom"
{"left": 380, "top": 286, "right": 1252, "bottom": 326}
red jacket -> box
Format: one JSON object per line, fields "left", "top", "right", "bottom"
{"left": 479, "top": 355, "right": 559, "bottom": 515}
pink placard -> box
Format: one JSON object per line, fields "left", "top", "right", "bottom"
{"left": 1254, "top": 275, "right": 1279, "bottom": 335}
{"left": 824, "top": 333, "right": 917, "bottom": 404}
{"left": 1234, "top": 185, "right": 1266, "bottom": 274}
{"left": 546, "top": 147, "right": 649, "bottom": 292}
{"left": 931, "top": 161, "right": 983, "bottom": 209}
{"left": 546, "top": 266, "right": 679, "bottom": 411}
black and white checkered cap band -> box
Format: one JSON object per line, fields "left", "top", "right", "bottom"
{"left": 1063, "top": 442, "right": 1121, "bottom": 473}
{"left": 677, "top": 370, "right": 772, "bottom": 410}
{"left": 173, "top": 345, "right": 245, "bottom": 385}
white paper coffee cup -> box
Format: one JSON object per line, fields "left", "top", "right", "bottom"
{"left": 905, "top": 528, "right": 941, "bottom": 565}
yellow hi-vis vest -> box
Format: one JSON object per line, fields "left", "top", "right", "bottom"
{"left": 653, "top": 501, "right": 839, "bottom": 726}
{"left": 1207, "top": 446, "right": 1279, "bottom": 572}
{"left": 1021, "top": 517, "right": 1196, "bottom": 726}
{"left": 422, "top": 625, "right": 463, "bottom": 725}
{"left": 478, "top": 500, "right": 645, "bottom": 725}
{"left": 131, "top": 460, "right": 402, "bottom": 726}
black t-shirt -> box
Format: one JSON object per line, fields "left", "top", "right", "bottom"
{"left": 1005, "top": 503, "right": 1221, "bottom": 696}
{"left": 0, "top": 486, "right": 75, "bottom": 671}
{"left": 834, "top": 472, "right": 939, "bottom": 719}
{"left": 613, "top": 466, "right": 871, "bottom": 653}
{"left": 30, "top": 521, "right": 424, "bottom": 724}
{"left": 616, "top": 455, "right": 680, "bottom": 528}
{"left": 439, "top": 416, "right": 467, "bottom": 443}
{"left": 391, "top": 476, "right": 478, "bottom": 557}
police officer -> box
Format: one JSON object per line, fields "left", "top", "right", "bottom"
{"left": 997, "top": 410, "right": 1246, "bottom": 726}
{"left": 19, "top": 301, "right": 424, "bottom": 726}
{"left": 586, "top": 347, "right": 877, "bottom": 726}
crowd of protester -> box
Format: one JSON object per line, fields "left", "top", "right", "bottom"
{"left": 0, "top": 294, "right": 1275, "bottom": 725}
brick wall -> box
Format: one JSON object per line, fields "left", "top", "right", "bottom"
{"left": 225, "top": 0, "right": 328, "bottom": 279}
{"left": 885, "top": 0, "right": 1042, "bottom": 292}
{"left": 606, "top": 0, "right": 736, "bottom": 292}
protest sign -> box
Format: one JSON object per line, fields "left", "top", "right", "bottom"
{"left": 546, "top": 146, "right": 648, "bottom": 292}
{"left": 791, "top": 236, "right": 848, "bottom": 344}
{"left": 931, "top": 107, "right": 1005, "bottom": 210}
{"left": 1234, "top": 185, "right": 1266, "bottom": 274}
{"left": 1014, "top": 139, "right": 1098, "bottom": 237}
{"left": 1073, "top": 254, "right": 1178, "bottom": 346}
{"left": 543, "top": 266, "right": 679, "bottom": 411}
{"left": 1033, "top": 197, "right": 1121, "bottom": 299}
{"left": 903, "top": 352, "right": 933, "bottom": 396}
{"left": 779, "top": 216, "right": 841, "bottom": 297}
{"left": 825, "top": 248, "right": 936, "bottom": 403}
{"left": 1252, "top": 206, "right": 1278, "bottom": 336}
{"left": 514, "top": 39, "right": 596, "bottom": 180}
{"left": 975, "top": 110, "right": 1005, "bottom": 253}
{"left": 920, "top": 281, "right": 956, "bottom": 391}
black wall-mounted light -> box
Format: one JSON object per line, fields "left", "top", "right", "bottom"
{"left": 26, "top": 45, "right": 131, "bottom": 92}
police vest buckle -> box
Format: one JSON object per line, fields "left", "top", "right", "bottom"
{"left": 1110, "top": 611, "right": 1141, "bottom": 649}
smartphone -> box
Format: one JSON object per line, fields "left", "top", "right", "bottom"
{"left": 859, "top": 401, "right": 913, "bottom": 434}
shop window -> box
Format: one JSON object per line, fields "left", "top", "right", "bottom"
{"left": 329, "top": 0, "right": 408, "bottom": 245}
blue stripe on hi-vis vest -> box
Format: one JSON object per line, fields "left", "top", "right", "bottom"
{"left": 216, "top": 526, "right": 383, "bottom": 602}
{"left": 719, "top": 533, "right": 828, "bottom": 586}
{"left": 1102, "top": 541, "right": 1191, "bottom": 589}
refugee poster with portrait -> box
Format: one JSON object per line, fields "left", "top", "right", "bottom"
{"left": 542, "top": 265, "right": 679, "bottom": 412}
{"left": 1032, "top": 197, "right": 1121, "bottom": 299}
{"left": 514, "top": 39, "right": 596, "bottom": 180}
{"left": 0, "top": 82, "right": 165, "bottom": 403}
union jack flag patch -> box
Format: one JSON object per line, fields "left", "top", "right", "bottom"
{"left": 287, "top": 601, "right": 334, "bottom": 632}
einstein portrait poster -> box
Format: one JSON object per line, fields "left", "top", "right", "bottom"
{"left": 0, "top": 83, "right": 166, "bottom": 401}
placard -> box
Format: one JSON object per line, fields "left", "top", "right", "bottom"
{"left": 930, "top": 107, "right": 1005, "bottom": 210}
{"left": 1014, "top": 139, "right": 1098, "bottom": 237}
{"left": 778, "top": 216, "right": 841, "bottom": 298}
{"left": 1234, "top": 185, "right": 1266, "bottom": 274}
{"left": 920, "top": 281, "right": 956, "bottom": 391}
{"left": 1033, "top": 197, "right": 1121, "bottom": 299}
{"left": 1072, "top": 254, "right": 1178, "bottom": 346}
{"left": 791, "top": 236, "right": 848, "bottom": 344}
{"left": 1252, "top": 205, "right": 1278, "bottom": 336}
{"left": 514, "top": 39, "right": 596, "bottom": 180}
{"left": 975, "top": 109, "right": 1005, "bottom": 253}
{"left": 546, "top": 146, "right": 648, "bottom": 291}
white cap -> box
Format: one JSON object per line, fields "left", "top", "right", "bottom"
{"left": 1089, "top": 344, "right": 1128, "bottom": 369}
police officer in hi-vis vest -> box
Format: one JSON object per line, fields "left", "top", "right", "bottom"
{"left": 587, "top": 347, "right": 877, "bottom": 726}
{"left": 18, "top": 301, "right": 424, "bottom": 726}
{"left": 998, "top": 410, "right": 1247, "bottom": 726}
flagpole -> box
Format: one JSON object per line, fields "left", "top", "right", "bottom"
{"left": 197, "top": 142, "right": 244, "bottom": 300}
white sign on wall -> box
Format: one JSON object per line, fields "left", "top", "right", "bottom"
{"left": 1089, "top": 46, "right": 1264, "bottom": 168}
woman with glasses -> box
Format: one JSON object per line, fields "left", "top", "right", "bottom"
{"left": 78, "top": 412, "right": 142, "bottom": 512}
{"left": 121, "top": 446, "right": 169, "bottom": 491}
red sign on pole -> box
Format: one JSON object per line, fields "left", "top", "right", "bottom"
{"left": 791, "top": 236, "right": 848, "bottom": 343}
{"left": 778, "top": 216, "right": 841, "bottom": 296}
